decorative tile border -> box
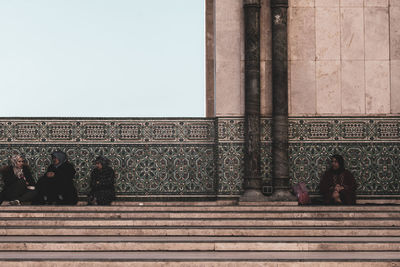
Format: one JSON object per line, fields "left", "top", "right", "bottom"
{"left": 288, "top": 117, "right": 400, "bottom": 142}
{"left": 0, "top": 119, "right": 215, "bottom": 145}
{"left": 217, "top": 118, "right": 245, "bottom": 143}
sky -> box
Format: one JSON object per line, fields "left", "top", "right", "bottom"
{"left": 0, "top": 0, "right": 205, "bottom": 117}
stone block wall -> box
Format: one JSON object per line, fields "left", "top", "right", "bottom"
{"left": 211, "top": 0, "right": 400, "bottom": 117}
{"left": 289, "top": 0, "right": 400, "bottom": 115}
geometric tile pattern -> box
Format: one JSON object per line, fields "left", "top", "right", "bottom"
{"left": 215, "top": 118, "right": 245, "bottom": 195}
{"left": 288, "top": 117, "right": 400, "bottom": 195}
{"left": 0, "top": 145, "right": 215, "bottom": 195}
{"left": 0, "top": 117, "right": 399, "bottom": 196}
{"left": 0, "top": 118, "right": 216, "bottom": 196}
{"left": 289, "top": 143, "right": 400, "bottom": 195}
{"left": 0, "top": 119, "right": 215, "bottom": 144}
{"left": 288, "top": 117, "right": 400, "bottom": 142}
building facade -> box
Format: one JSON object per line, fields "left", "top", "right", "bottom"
{"left": 0, "top": 0, "right": 399, "bottom": 200}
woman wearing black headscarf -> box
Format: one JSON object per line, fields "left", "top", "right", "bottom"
{"left": 87, "top": 156, "right": 115, "bottom": 205}
{"left": 319, "top": 155, "right": 357, "bottom": 205}
{"left": 35, "top": 151, "right": 78, "bottom": 205}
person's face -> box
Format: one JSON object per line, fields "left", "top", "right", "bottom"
{"left": 331, "top": 158, "right": 340, "bottom": 170}
{"left": 95, "top": 162, "right": 102, "bottom": 169}
{"left": 52, "top": 157, "right": 60, "bottom": 165}
{"left": 16, "top": 157, "right": 24, "bottom": 169}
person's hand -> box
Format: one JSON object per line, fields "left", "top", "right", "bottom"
{"left": 27, "top": 186, "right": 35, "bottom": 190}
{"left": 332, "top": 190, "right": 340, "bottom": 198}
{"left": 332, "top": 190, "right": 342, "bottom": 203}
{"left": 335, "top": 184, "right": 344, "bottom": 192}
{"left": 46, "top": 172, "right": 55, "bottom": 178}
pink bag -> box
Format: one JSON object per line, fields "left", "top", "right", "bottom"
{"left": 293, "top": 182, "right": 311, "bottom": 205}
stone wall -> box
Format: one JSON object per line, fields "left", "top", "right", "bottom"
{"left": 210, "top": 0, "right": 400, "bottom": 117}
{"left": 289, "top": 0, "right": 400, "bottom": 115}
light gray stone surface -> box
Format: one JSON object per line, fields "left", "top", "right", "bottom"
{"left": 290, "top": 60, "right": 316, "bottom": 114}
{"left": 215, "top": 0, "right": 244, "bottom": 116}
{"left": 365, "top": 0, "right": 388, "bottom": 6}
{"left": 316, "top": 0, "right": 339, "bottom": 7}
{"left": 341, "top": 7, "right": 364, "bottom": 60}
{"left": 365, "top": 7, "right": 389, "bottom": 60}
{"left": 289, "top": 7, "right": 315, "bottom": 60}
{"left": 365, "top": 61, "right": 390, "bottom": 113}
{"left": 391, "top": 60, "right": 400, "bottom": 113}
{"left": 341, "top": 60, "right": 365, "bottom": 114}
{"left": 316, "top": 61, "right": 341, "bottom": 114}
{"left": 390, "top": 6, "right": 400, "bottom": 60}
{"left": 316, "top": 7, "right": 340, "bottom": 60}
{"left": 340, "top": 0, "right": 364, "bottom": 6}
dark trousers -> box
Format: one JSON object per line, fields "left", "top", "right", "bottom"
{"left": 0, "top": 189, "right": 37, "bottom": 204}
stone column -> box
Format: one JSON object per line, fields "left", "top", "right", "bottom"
{"left": 241, "top": 0, "right": 265, "bottom": 201}
{"left": 270, "top": 0, "right": 295, "bottom": 200}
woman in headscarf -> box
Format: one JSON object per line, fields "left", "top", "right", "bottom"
{"left": 87, "top": 156, "right": 115, "bottom": 205}
{"left": 35, "top": 151, "right": 78, "bottom": 205}
{"left": 0, "top": 155, "right": 37, "bottom": 205}
{"left": 319, "top": 154, "right": 357, "bottom": 205}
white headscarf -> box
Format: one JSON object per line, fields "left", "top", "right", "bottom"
{"left": 10, "top": 155, "right": 24, "bottom": 179}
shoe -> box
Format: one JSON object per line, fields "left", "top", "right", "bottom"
{"left": 9, "top": 200, "right": 21, "bottom": 206}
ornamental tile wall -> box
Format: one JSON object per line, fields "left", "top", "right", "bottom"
{"left": 288, "top": 117, "right": 400, "bottom": 195}
{"left": 0, "top": 118, "right": 217, "bottom": 196}
{"left": 0, "top": 117, "right": 399, "bottom": 197}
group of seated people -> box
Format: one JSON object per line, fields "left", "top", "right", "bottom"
{"left": 0, "top": 151, "right": 115, "bottom": 206}
{"left": 0, "top": 152, "right": 357, "bottom": 206}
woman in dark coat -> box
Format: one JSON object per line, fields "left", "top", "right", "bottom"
{"left": 88, "top": 156, "right": 115, "bottom": 205}
{"left": 0, "top": 155, "right": 37, "bottom": 205}
{"left": 35, "top": 151, "right": 78, "bottom": 205}
{"left": 320, "top": 154, "right": 357, "bottom": 205}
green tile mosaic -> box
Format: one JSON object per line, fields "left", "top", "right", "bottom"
{"left": 0, "top": 117, "right": 398, "bottom": 196}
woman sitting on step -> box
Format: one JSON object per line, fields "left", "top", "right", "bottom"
{"left": 0, "top": 155, "right": 37, "bottom": 205}
{"left": 319, "top": 154, "right": 357, "bottom": 205}
{"left": 87, "top": 156, "right": 115, "bottom": 206}
{"left": 35, "top": 151, "right": 78, "bottom": 205}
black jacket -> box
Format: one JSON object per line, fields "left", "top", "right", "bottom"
{"left": 36, "top": 161, "right": 78, "bottom": 205}
{"left": 1, "top": 165, "right": 35, "bottom": 200}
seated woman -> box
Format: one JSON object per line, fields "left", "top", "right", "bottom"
{"left": 87, "top": 156, "right": 115, "bottom": 205}
{"left": 319, "top": 154, "right": 357, "bottom": 205}
{"left": 0, "top": 155, "right": 37, "bottom": 205}
{"left": 35, "top": 151, "right": 78, "bottom": 205}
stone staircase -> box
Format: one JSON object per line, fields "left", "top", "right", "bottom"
{"left": 0, "top": 202, "right": 399, "bottom": 266}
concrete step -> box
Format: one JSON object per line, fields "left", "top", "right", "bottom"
{"left": 0, "top": 236, "right": 399, "bottom": 251}
{"left": 0, "top": 204, "right": 399, "bottom": 265}
{"left": 1, "top": 226, "right": 400, "bottom": 236}
{"left": 0, "top": 251, "right": 399, "bottom": 266}
{"left": 1, "top": 211, "right": 399, "bottom": 219}
{"left": 2, "top": 205, "right": 400, "bottom": 212}
{"left": 0, "top": 218, "right": 399, "bottom": 227}
{"left": 0, "top": 260, "right": 398, "bottom": 267}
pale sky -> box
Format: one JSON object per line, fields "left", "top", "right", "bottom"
{"left": 0, "top": 0, "right": 205, "bottom": 117}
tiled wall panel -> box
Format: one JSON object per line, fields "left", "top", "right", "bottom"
{"left": 0, "top": 117, "right": 399, "bottom": 197}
